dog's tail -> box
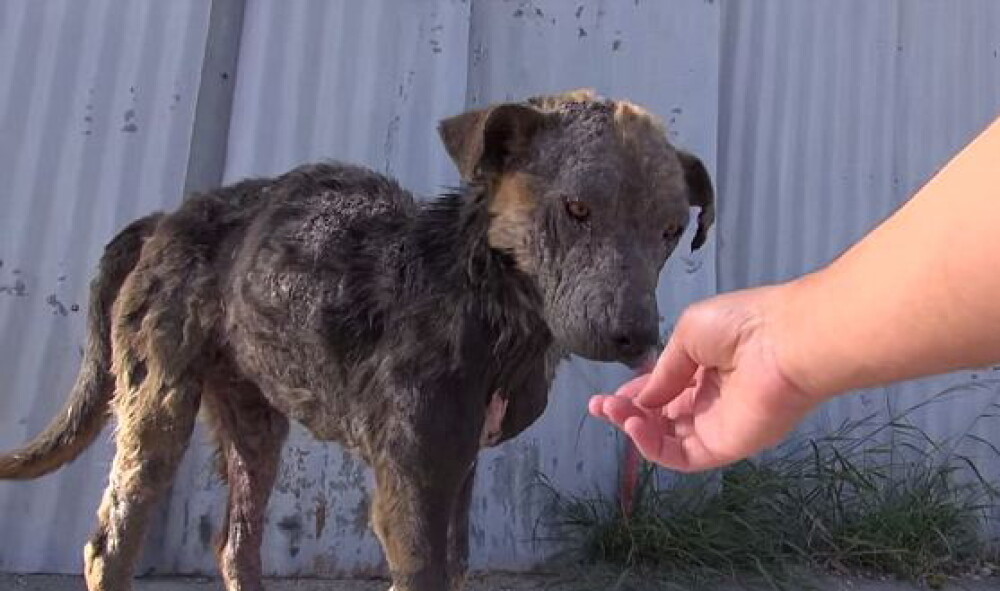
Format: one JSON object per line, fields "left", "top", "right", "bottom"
{"left": 0, "top": 213, "right": 162, "bottom": 480}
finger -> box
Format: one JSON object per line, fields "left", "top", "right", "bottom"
{"left": 624, "top": 416, "right": 727, "bottom": 473}
{"left": 621, "top": 415, "right": 668, "bottom": 463}
{"left": 588, "top": 394, "right": 612, "bottom": 419}
{"left": 615, "top": 374, "right": 652, "bottom": 400}
{"left": 590, "top": 375, "right": 653, "bottom": 421}
{"left": 664, "top": 368, "right": 714, "bottom": 419}
{"left": 636, "top": 330, "right": 698, "bottom": 409}
{"left": 639, "top": 296, "right": 750, "bottom": 410}
{"left": 664, "top": 386, "right": 697, "bottom": 419}
{"left": 599, "top": 395, "right": 654, "bottom": 428}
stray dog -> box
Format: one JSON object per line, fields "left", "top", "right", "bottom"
{"left": 0, "top": 89, "right": 714, "bottom": 591}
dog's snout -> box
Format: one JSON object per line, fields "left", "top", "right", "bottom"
{"left": 611, "top": 328, "right": 660, "bottom": 368}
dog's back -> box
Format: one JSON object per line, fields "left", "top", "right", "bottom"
{"left": 0, "top": 161, "right": 416, "bottom": 478}
{"left": 218, "top": 163, "right": 422, "bottom": 431}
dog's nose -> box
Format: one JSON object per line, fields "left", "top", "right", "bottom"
{"left": 611, "top": 328, "right": 661, "bottom": 368}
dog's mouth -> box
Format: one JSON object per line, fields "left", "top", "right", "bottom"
{"left": 622, "top": 347, "right": 660, "bottom": 372}
{"left": 560, "top": 335, "right": 661, "bottom": 370}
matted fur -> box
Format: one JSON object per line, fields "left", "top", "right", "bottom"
{"left": 0, "top": 90, "right": 714, "bottom": 591}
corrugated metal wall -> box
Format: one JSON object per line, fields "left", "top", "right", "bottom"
{"left": 716, "top": 0, "right": 1000, "bottom": 495}
{"left": 0, "top": 0, "right": 216, "bottom": 572}
{"left": 2, "top": 0, "right": 999, "bottom": 578}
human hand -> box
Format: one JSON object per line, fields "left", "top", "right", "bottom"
{"left": 589, "top": 285, "right": 825, "bottom": 472}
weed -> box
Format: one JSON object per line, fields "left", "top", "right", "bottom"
{"left": 538, "top": 400, "right": 1000, "bottom": 590}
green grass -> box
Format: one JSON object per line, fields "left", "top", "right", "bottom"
{"left": 538, "top": 399, "right": 1000, "bottom": 590}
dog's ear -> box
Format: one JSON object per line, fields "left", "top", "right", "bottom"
{"left": 438, "top": 104, "right": 548, "bottom": 181}
{"left": 677, "top": 150, "right": 715, "bottom": 251}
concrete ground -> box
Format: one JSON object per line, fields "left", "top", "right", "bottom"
{"left": 1, "top": 573, "right": 998, "bottom": 591}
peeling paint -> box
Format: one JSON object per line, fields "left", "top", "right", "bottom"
{"left": 198, "top": 514, "right": 213, "bottom": 549}
{"left": 683, "top": 257, "right": 703, "bottom": 274}
{"left": 181, "top": 501, "right": 190, "bottom": 547}
{"left": 45, "top": 294, "right": 68, "bottom": 316}
{"left": 277, "top": 514, "right": 304, "bottom": 557}
{"left": 122, "top": 108, "right": 138, "bottom": 133}
{"left": 351, "top": 495, "right": 370, "bottom": 536}
{"left": 0, "top": 279, "right": 27, "bottom": 297}
{"left": 314, "top": 493, "right": 327, "bottom": 539}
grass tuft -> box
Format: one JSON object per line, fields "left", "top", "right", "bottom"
{"left": 538, "top": 403, "right": 1000, "bottom": 590}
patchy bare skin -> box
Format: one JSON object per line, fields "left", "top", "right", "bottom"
{"left": 0, "top": 89, "right": 714, "bottom": 591}
{"left": 479, "top": 392, "right": 508, "bottom": 447}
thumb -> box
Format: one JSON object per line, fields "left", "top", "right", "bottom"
{"left": 637, "top": 298, "right": 743, "bottom": 408}
{"left": 636, "top": 320, "right": 698, "bottom": 409}
{"left": 635, "top": 344, "right": 697, "bottom": 409}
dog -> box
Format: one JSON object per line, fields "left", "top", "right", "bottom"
{"left": 0, "top": 89, "right": 714, "bottom": 591}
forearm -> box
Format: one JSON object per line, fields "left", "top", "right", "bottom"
{"left": 775, "top": 114, "right": 1000, "bottom": 397}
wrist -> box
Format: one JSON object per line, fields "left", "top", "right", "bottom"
{"left": 767, "top": 270, "right": 846, "bottom": 402}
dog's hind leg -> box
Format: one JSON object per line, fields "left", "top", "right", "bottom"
{"left": 204, "top": 378, "right": 289, "bottom": 591}
{"left": 84, "top": 237, "right": 217, "bottom": 591}
{"left": 82, "top": 357, "right": 202, "bottom": 591}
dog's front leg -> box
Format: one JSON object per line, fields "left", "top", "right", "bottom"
{"left": 372, "top": 458, "right": 454, "bottom": 591}
{"left": 370, "top": 413, "right": 479, "bottom": 591}
{"left": 447, "top": 462, "right": 477, "bottom": 590}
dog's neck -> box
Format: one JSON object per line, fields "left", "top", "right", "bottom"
{"left": 409, "top": 185, "right": 552, "bottom": 356}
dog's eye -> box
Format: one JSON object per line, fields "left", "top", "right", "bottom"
{"left": 565, "top": 200, "right": 591, "bottom": 222}
{"left": 663, "top": 223, "right": 683, "bottom": 241}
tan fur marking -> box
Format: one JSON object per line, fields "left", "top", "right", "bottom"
{"left": 488, "top": 172, "right": 538, "bottom": 273}
{"left": 528, "top": 87, "right": 598, "bottom": 111}
{"left": 613, "top": 100, "right": 666, "bottom": 141}
{"left": 370, "top": 459, "right": 440, "bottom": 589}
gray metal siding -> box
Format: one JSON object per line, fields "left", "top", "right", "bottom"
{"left": 2, "top": 0, "right": 999, "bottom": 577}
{"left": 716, "top": 0, "right": 1000, "bottom": 506}
{"left": 0, "top": 0, "right": 213, "bottom": 572}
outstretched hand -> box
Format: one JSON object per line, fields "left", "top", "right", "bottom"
{"left": 589, "top": 286, "right": 823, "bottom": 472}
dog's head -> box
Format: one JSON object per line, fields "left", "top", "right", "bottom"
{"left": 438, "top": 89, "right": 715, "bottom": 368}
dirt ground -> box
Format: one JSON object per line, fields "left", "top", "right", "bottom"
{"left": 1, "top": 573, "right": 998, "bottom": 591}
